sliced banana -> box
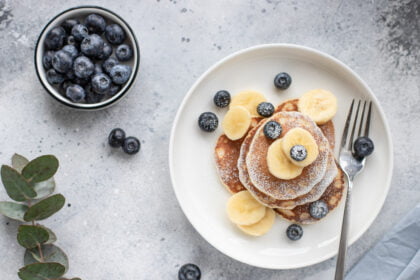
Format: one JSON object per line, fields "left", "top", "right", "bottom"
{"left": 298, "top": 89, "right": 337, "bottom": 124}
{"left": 267, "top": 139, "right": 303, "bottom": 180}
{"left": 230, "top": 91, "right": 267, "bottom": 117}
{"left": 282, "top": 127, "right": 319, "bottom": 167}
{"left": 237, "top": 208, "right": 275, "bottom": 236}
{"left": 227, "top": 190, "right": 266, "bottom": 225}
{"left": 222, "top": 106, "right": 252, "bottom": 140}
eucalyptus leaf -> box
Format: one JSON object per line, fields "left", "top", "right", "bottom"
{"left": 24, "top": 244, "right": 69, "bottom": 273}
{"left": 24, "top": 194, "right": 65, "bottom": 222}
{"left": 0, "top": 201, "right": 28, "bottom": 221}
{"left": 39, "top": 225, "right": 57, "bottom": 244}
{"left": 33, "top": 178, "right": 56, "bottom": 199}
{"left": 12, "top": 154, "right": 29, "bottom": 173}
{"left": 17, "top": 225, "right": 49, "bottom": 249}
{"left": 18, "top": 262, "right": 65, "bottom": 280}
{"left": 22, "top": 155, "right": 59, "bottom": 183}
{"left": 1, "top": 165, "right": 36, "bottom": 202}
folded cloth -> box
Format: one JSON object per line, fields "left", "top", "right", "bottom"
{"left": 346, "top": 203, "right": 420, "bottom": 280}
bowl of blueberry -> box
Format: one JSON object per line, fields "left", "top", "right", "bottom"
{"left": 35, "top": 6, "right": 140, "bottom": 110}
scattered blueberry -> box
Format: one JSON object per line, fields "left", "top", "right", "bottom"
{"left": 71, "top": 24, "right": 89, "bottom": 42}
{"left": 108, "top": 128, "right": 126, "bottom": 148}
{"left": 66, "top": 84, "right": 85, "bottom": 103}
{"left": 286, "top": 224, "right": 303, "bottom": 241}
{"left": 353, "top": 136, "right": 374, "bottom": 158}
{"left": 115, "top": 44, "right": 133, "bottom": 61}
{"left": 257, "top": 102, "right": 275, "bottom": 117}
{"left": 109, "top": 64, "right": 131, "bottom": 85}
{"left": 96, "top": 42, "right": 113, "bottom": 60}
{"left": 213, "top": 90, "right": 231, "bottom": 108}
{"left": 44, "top": 26, "right": 66, "bottom": 50}
{"left": 309, "top": 200, "right": 329, "bottom": 219}
{"left": 73, "top": 56, "right": 94, "bottom": 79}
{"left": 81, "top": 34, "right": 104, "bottom": 57}
{"left": 85, "top": 14, "right": 106, "bottom": 34}
{"left": 46, "top": 69, "right": 65, "bottom": 85}
{"left": 94, "top": 63, "right": 103, "bottom": 74}
{"left": 263, "top": 121, "right": 282, "bottom": 140}
{"left": 91, "top": 73, "right": 112, "bottom": 94}
{"left": 178, "top": 264, "right": 201, "bottom": 280}
{"left": 62, "top": 44, "right": 79, "bottom": 59}
{"left": 105, "top": 23, "right": 126, "bottom": 45}
{"left": 61, "top": 18, "right": 80, "bottom": 34}
{"left": 52, "top": 50, "right": 73, "bottom": 73}
{"left": 122, "top": 136, "right": 141, "bottom": 155}
{"left": 274, "top": 72, "right": 292, "bottom": 89}
{"left": 108, "top": 84, "right": 120, "bottom": 96}
{"left": 290, "top": 145, "right": 307, "bottom": 161}
{"left": 198, "top": 112, "right": 218, "bottom": 132}
{"left": 103, "top": 57, "right": 118, "bottom": 74}
{"left": 42, "top": 51, "right": 55, "bottom": 69}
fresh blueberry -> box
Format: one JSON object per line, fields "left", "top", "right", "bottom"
{"left": 96, "top": 42, "right": 112, "bottom": 60}
{"left": 263, "top": 121, "right": 282, "bottom": 140}
{"left": 84, "top": 84, "right": 103, "bottom": 104}
{"left": 108, "top": 84, "right": 120, "bottom": 96}
{"left": 309, "top": 200, "right": 329, "bottom": 219}
{"left": 290, "top": 145, "right": 307, "bottom": 161}
{"left": 42, "top": 51, "right": 55, "bottom": 69}
{"left": 46, "top": 69, "right": 65, "bottom": 85}
{"left": 115, "top": 44, "right": 133, "bottom": 61}
{"left": 257, "top": 102, "right": 275, "bottom": 117}
{"left": 198, "top": 112, "right": 218, "bottom": 132}
{"left": 73, "top": 56, "right": 94, "bottom": 79}
{"left": 94, "top": 63, "right": 103, "bottom": 74}
{"left": 213, "top": 90, "right": 230, "bottom": 108}
{"left": 61, "top": 18, "right": 80, "bottom": 34}
{"left": 66, "top": 69, "right": 76, "bottom": 80}
{"left": 84, "top": 14, "right": 106, "bottom": 34}
{"left": 91, "top": 73, "right": 112, "bottom": 94}
{"left": 71, "top": 76, "right": 90, "bottom": 86}
{"left": 66, "top": 84, "right": 85, "bottom": 103}
{"left": 71, "top": 24, "right": 89, "bottom": 42}
{"left": 353, "top": 136, "right": 374, "bottom": 158}
{"left": 62, "top": 44, "right": 78, "bottom": 59}
{"left": 66, "top": 35, "right": 78, "bottom": 47}
{"left": 102, "top": 57, "right": 118, "bottom": 74}
{"left": 105, "top": 23, "right": 126, "bottom": 45}
{"left": 52, "top": 50, "right": 73, "bottom": 73}
{"left": 109, "top": 64, "right": 131, "bottom": 85}
{"left": 122, "top": 137, "right": 141, "bottom": 155}
{"left": 178, "top": 264, "right": 201, "bottom": 280}
{"left": 108, "top": 128, "right": 126, "bottom": 148}
{"left": 274, "top": 72, "right": 292, "bottom": 90}
{"left": 81, "top": 34, "right": 104, "bottom": 57}
{"left": 286, "top": 224, "right": 303, "bottom": 241}
{"left": 44, "top": 26, "right": 66, "bottom": 50}
{"left": 61, "top": 80, "right": 73, "bottom": 92}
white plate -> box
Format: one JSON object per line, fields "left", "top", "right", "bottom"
{"left": 169, "top": 44, "right": 393, "bottom": 269}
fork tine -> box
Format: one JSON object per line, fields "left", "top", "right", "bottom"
{"left": 364, "top": 101, "right": 372, "bottom": 137}
{"left": 357, "top": 101, "right": 367, "bottom": 137}
{"left": 340, "top": 99, "right": 355, "bottom": 149}
{"left": 348, "top": 100, "right": 361, "bottom": 150}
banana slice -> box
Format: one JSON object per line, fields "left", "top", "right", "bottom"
{"left": 227, "top": 190, "right": 266, "bottom": 225}
{"left": 282, "top": 127, "right": 319, "bottom": 167}
{"left": 230, "top": 91, "right": 267, "bottom": 117}
{"left": 267, "top": 139, "right": 304, "bottom": 180}
{"left": 237, "top": 208, "right": 275, "bottom": 236}
{"left": 222, "top": 106, "right": 252, "bottom": 140}
{"left": 298, "top": 89, "right": 337, "bottom": 124}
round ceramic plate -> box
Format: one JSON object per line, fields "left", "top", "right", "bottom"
{"left": 169, "top": 44, "right": 393, "bottom": 269}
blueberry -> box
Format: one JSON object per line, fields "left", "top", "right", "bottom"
{"left": 178, "top": 264, "right": 201, "bottom": 280}
{"left": 44, "top": 26, "right": 66, "bottom": 50}
{"left": 274, "top": 72, "right": 292, "bottom": 89}
{"left": 94, "top": 63, "right": 103, "bottom": 74}
{"left": 309, "top": 200, "right": 329, "bottom": 219}
{"left": 103, "top": 57, "right": 118, "bottom": 74}
{"left": 108, "top": 128, "right": 126, "bottom": 148}
{"left": 109, "top": 64, "right": 131, "bottom": 85}
{"left": 71, "top": 24, "right": 89, "bottom": 42}
{"left": 66, "top": 84, "right": 85, "bottom": 103}
{"left": 286, "top": 224, "right": 303, "bottom": 241}
{"left": 42, "top": 51, "right": 55, "bottom": 69}
{"left": 96, "top": 42, "right": 113, "bottom": 60}
{"left": 61, "top": 80, "right": 73, "bottom": 92}
{"left": 46, "top": 69, "right": 65, "bottom": 85}
{"left": 105, "top": 23, "right": 126, "bottom": 45}
{"left": 66, "top": 69, "right": 76, "bottom": 80}
{"left": 108, "top": 84, "right": 120, "bottom": 96}
{"left": 353, "top": 136, "right": 374, "bottom": 158}
{"left": 73, "top": 56, "right": 94, "bottom": 79}
{"left": 122, "top": 137, "right": 141, "bottom": 155}
{"left": 72, "top": 76, "right": 90, "bottom": 86}
{"left": 213, "top": 90, "right": 230, "bottom": 108}
{"left": 115, "top": 44, "right": 133, "bottom": 61}
{"left": 198, "top": 112, "right": 218, "bottom": 132}
{"left": 91, "top": 73, "right": 111, "bottom": 94}
{"left": 81, "top": 34, "right": 104, "bottom": 57}
{"left": 52, "top": 50, "right": 73, "bottom": 73}
{"left": 257, "top": 102, "right": 275, "bottom": 117}
{"left": 84, "top": 14, "right": 106, "bottom": 34}
{"left": 290, "top": 145, "right": 307, "bottom": 161}
{"left": 85, "top": 84, "right": 103, "bottom": 104}
{"left": 263, "top": 121, "right": 282, "bottom": 140}
{"left": 62, "top": 44, "right": 78, "bottom": 59}
{"left": 66, "top": 35, "right": 78, "bottom": 47}
{"left": 61, "top": 18, "right": 80, "bottom": 34}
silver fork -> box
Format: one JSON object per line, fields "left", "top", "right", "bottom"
{"left": 334, "top": 99, "right": 372, "bottom": 280}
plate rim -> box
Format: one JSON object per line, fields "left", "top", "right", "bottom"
{"left": 169, "top": 43, "right": 394, "bottom": 269}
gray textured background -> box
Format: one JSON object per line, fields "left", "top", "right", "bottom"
{"left": 0, "top": 0, "right": 419, "bottom": 279}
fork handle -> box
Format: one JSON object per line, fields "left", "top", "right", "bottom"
{"left": 334, "top": 178, "right": 353, "bottom": 280}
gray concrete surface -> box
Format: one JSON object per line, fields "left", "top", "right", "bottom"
{"left": 0, "top": 0, "right": 419, "bottom": 279}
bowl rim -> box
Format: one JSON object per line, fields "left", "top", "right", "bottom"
{"left": 34, "top": 5, "right": 140, "bottom": 110}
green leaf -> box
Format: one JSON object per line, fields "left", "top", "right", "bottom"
{"left": 24, "top": 244, "right": 69, "bottom": 273}
{"left": 1, "top": 165, "right": 36, "bottom": 202}
{"left": 22, "top": 155, "right": 59, "bottom": 183}
{"left": 12, "top": 154, "right": 29, "bottom": 173}
{"left": 18, "top": 262, "right": 65, "bottom": 280}
{"left": 17, "top": 225, "right": 49, "bottom": 249}
{"left": 0, "top": 201, "right": 29, "bottom": 221}
{"left": 24, "top": 194, "right": 65, "bottom": 222}
{"left": 39, "top": 225, "right": 57, "bottom": 244}
{"left": 33, "top": 178, "right": 56, "bottom": 199}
